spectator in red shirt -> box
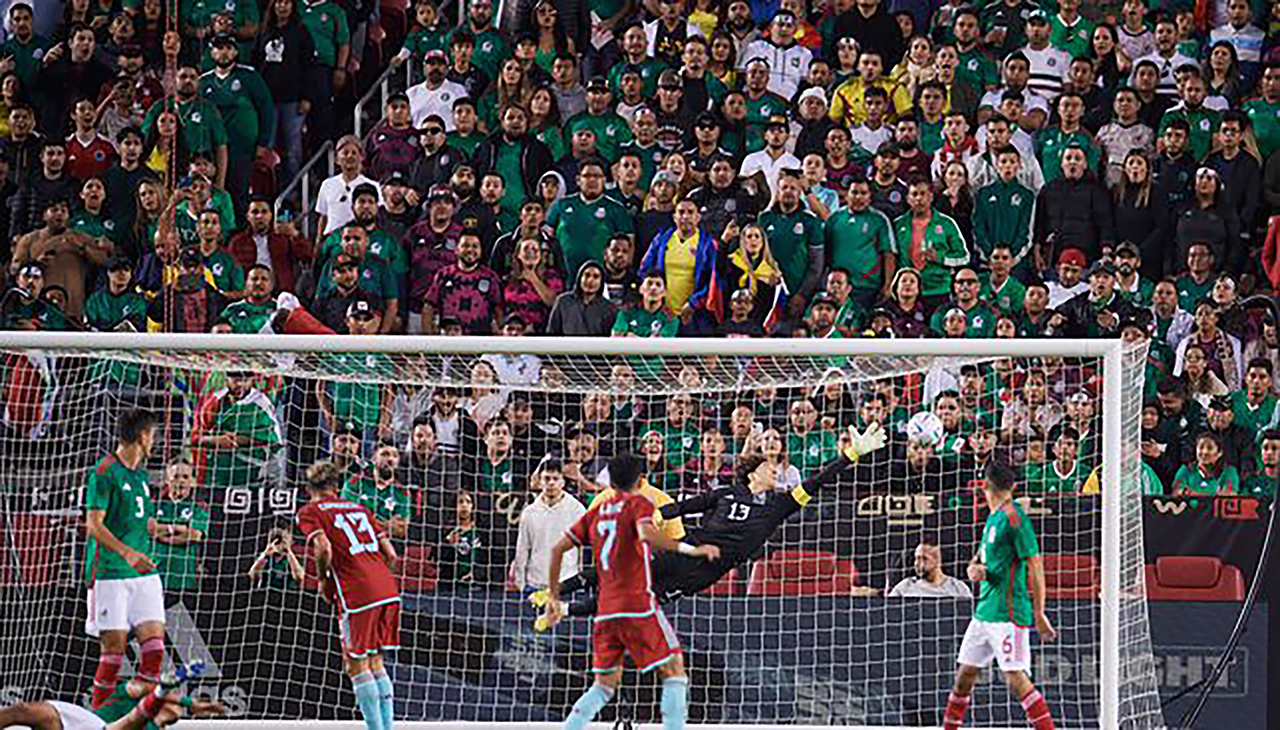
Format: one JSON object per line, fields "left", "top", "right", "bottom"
{"left": 227, "top": 196, "right": 313, "bottom": 293}
{"left": 65, "top": 98, "right": 115, "bottom": 181}
{"left": 424, "top": 228, "right": 503, "bottom": 334}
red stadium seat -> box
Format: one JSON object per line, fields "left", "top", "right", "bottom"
{"left": 1042, "top": 553, "right": 1099, "bottom": 600}
{"left": 1144, "top": 556, "right": 1245, "bottom": 601}
{"left": 399, "top": 544, "right": 439, "bottom": 594}
{"left": 746, "top": 551, "right": 859, "bottom": 596}
{"left": 0, "top": 513, "right": 57, "bottom": 587}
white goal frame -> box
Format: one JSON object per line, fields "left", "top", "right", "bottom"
{"left": 0, "top": 333, "right": 1136, "bottom": 730}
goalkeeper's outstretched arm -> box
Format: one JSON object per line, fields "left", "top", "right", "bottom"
{"left": 798, "top": 423, "right": 889, "bottom": 498}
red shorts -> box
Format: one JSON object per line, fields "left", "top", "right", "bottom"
{"left": 591, "top": 610, "right": 682, "bottom": 674}
{"left": 340, "top": 601, "right": 401, "bottom": 659}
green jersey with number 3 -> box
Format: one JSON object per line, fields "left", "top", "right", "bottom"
{"left": 974, "top": 501, "right": 1039, "bottom": 626}
{"left": 84, "top": 454, "right": 154, "bottom": 582}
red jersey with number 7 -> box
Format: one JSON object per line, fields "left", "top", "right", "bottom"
{"left": 297, "top": 498, "right": 400, "bottom": 614}
{"left": 568, "top": 491, "right": 657, "bottom": 620}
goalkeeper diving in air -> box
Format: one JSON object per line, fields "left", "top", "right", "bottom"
{"left": 534, "top": 423, "right": 887, "bottom": 624}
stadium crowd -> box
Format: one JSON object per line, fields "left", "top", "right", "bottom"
{"left": 0, "top": 0, "right": 1277, "bottom": 593}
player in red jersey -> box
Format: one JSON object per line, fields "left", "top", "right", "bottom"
{"left": 541, "top": 453, "right": 720, "bottom": 730}
{"left": 298, "top": 460, "right": 401, "bottom": 730}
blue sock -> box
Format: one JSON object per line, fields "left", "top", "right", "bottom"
{"left": 661, "top": 676, "right": 689, "bottom": 730}
{"left": 372, "top": 667, "right": 394, "bottom": 729}
{"left": 564, "top": 682, "right": 615, "bottom": 730}
{"left": 351, "top": 671, "right": 385, "bottom": 730}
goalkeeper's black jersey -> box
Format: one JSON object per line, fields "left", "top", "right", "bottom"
{"left": 659, "top": 455, "right": 850, "bottom": 565}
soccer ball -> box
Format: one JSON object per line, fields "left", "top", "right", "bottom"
{"left": 906, "top": 411, "right": 945, "bottom": 446}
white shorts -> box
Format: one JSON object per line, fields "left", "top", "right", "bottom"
{"left": 956, "top": 618, "right": 1032, "bottom": 673}
{"left": 49, "top": 700, "right": 107, "bottom": 730}
{"left": 85, "top": 574, "right": 165, "bottom": 637}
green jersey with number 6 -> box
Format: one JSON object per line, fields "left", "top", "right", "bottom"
{"left": 974, "top": 501, "right": 1039, "bottom": 626}
{"left": 84, "top": 454, "right": 155, "bottom": 582}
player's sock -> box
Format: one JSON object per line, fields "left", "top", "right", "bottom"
{"left": 351, "top": 671, "right": 385, "bottom": 730}
{"left": 660, "top": 675, "right": 689, "bottom": 730}
{"left": 138, "top": 636, "right": 165, "bottom": 683}
{"left": 942, "top": 690, "right": 970, "bottom": 730}
{"left": 1020, "top": 689, "right": 1055, "bottom": 730}
{"left": 137, "top": 686, "right": 168, "bottom": 719}
{"left": 564, "top": 681, "right": 614, "bottom": 730}
{"left": 90, "top": 652, "right": 124, "bottom": 709}
{"left": 372, "top": 667, "right": 394, "bottom": 729}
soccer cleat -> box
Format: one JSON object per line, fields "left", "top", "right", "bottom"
{"left": 528, "top": 588, "right": 550, "bottom": 609}
{"left": 160, "top": 661, "right": 207, "bottom": 690}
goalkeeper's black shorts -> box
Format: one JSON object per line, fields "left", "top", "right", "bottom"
{"left": 652, "top": 552, "right": 732, "bottom": 603}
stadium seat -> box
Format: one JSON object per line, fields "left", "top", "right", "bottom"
{"left": 706, "top": 568, "right": 740, "bottom": 596}
{"left": 1144, "top": 556, "right": 1245, "bottom": 601}
{"left": 0, "top": 513, "right": 57, "bottom": 587}
{"left": 400, "top": 544, "right": 439, "bottom": 594}
{"left": 1042, "top": 553, "right": 1099, "bottom": 599}
{"left": 746, "top": 550, "right": 859, "bottom": 596}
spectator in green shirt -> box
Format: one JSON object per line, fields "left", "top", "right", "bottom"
{"left": 1024, "top": 424, "right": 1086, "bottom": 494}
{"left": 201, "top": 34, "right": 275, "bottom": 225}
{"left": 149, "top": 457, "right": 210, "bottom": 594}
{"left": 1242, "top": 429, "right": 1280, "bottom": 497}
{"left": 611, "top": 270, "right": 678, "bottom": 380}
{"left": 342, "top": 440, "right": 412, "bottom": 538}
{"left": 0, "top": 4, "right": 51, "bottom": 88}
{"left": 247, "top": 525, "right": 305, "bottom": 589}
{"left": 194, "top": 209, "right": 245, "bottom": 299}
{"left": 298, "top": 0, "right": 350, "bottom": 143}
{"left": 1172, "top": 431, "right": 1240, "bottom": 495}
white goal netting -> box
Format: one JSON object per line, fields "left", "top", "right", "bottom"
{"left": 0, "top": 336, "right": 1161, "bottom": 728}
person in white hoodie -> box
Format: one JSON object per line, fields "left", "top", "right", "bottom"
{"left": 510, "top": 458, "right": 587, "bottom": 591}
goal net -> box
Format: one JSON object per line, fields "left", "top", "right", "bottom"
{"left": 0, "top": 334, "right": 1161, "bottom": 729}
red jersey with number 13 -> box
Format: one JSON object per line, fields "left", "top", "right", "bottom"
{"left": 568, "top": 492, "right": 657, "bottom": 620}
{"left": 297, "top": 498, "right": 400, "bottom": 614}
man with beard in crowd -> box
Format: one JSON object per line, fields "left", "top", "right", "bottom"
{"left": 144, "top": 65, "right": 229, "bottom": 190}
{"left": 343, "top": 439, "right": 413, "bottom": 539}
{"left": 200, "top": 34, "right": 274, "bottom": 224}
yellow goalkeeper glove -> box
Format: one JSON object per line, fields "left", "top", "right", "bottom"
{"left": 842, "top": 423, "right": 887, "bottom": 463}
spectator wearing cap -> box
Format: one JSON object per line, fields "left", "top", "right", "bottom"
{"left": 971, "top": 146, "right": 1035, "bottom": 268}
{"left": 1033, "top": 142, "right": 1114, "bottom": 265}
{"left": 564, "top": 76, "right": 633, "bottom": 164}
{"left": 868, "top": 143, "right": 908, "bottom": 219}
{"left": 408, "top": 49, "right": 470, "bottom": 130}
{"left": 823, "top": 177, "right": 895, "bottom": 308}
{"left": 653, "top": 69, "right": 696, "bottom": 148}
{"left": 472, "top": 104, "right": 554, "bottom": 211}
{"left": 11, "top": 140, "right": 78, "bottom": 240}
{"left": 9, "top": 197, "right": 106, "bottom": 320}
{"left": 317, "top": 298, "right": 395, "bottom": 455}
{"left": 422, "top": 228, "right": 502, "bottom": 334}
{"left": 1057, "top": 260, "right": 1139, "bottom": 338}
{"left": 829, "top": 49, "right": 911, "bottom": 128}
{"left": 1175, "top": 298, "right": 1244, "bottom": 392}
{"left": 740, "top": 11, "right": 812, "bottom": 101}
{"left": 891, "top": 177, "right": 970, "bottom": 311}
{"left": 147, "top": 247, "right": 227, "bottom": 332}
{"left": 363, "top": 94, "right": 420, "bottom": 181}
{"left": 225, "top": 197, "right": 312, "bottom": 295}
{"left": 312, "top": 252, "right": 367, "bottom": 333}
{"left": 1203, "top": 393, "right": 1258, "bottom": 473}
{"left": 1044, "top": 247, "right": 1087, "bottom": 308}
{"left": 316, "top": 134, "right": 380, "bottom": 236}
{"left": 929, "top": 267, "right": 999, "bottom": 337}
{"left": 1175, "top": 167, "right": 1240, "bottom": 273}
{"left": 792, "top": 87, "right": 836, "bottom": 159}
{"left": 85, "top": 255, "right": 146, "bottom": 332}
{"left": 1112, "top": 242, "right": 1155, "bottom": 308}
{"left": 545, "top": 156, "right": 633, "bottom": 279}
{"left": 200, "top": 33, "right": 274, "bottom": 224}
{"left": 740, "top": 115, "right": 801, "bottom": 199}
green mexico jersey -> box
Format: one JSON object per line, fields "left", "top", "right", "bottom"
{"left": 221, "top": 299, "right": 275, "bottom": 334}
{"left": 564, "top": 111, "right": 634, "bottom": 163}
{"left": 93, "top": 682, "right": 158, "bottom": 729}
{"left": 201, "top": 249, "right": 245, "bottom": 295}
{"left": 84, "top": 454, "right": 154, "bottom": 582}
{"left": 1172, "top": 464, "right": 1240, "bottom": 495}
{"left": 85, "top": 289, "right": 147, "bottom": 332}
{"left": 451, "top": 28, "right": 507, "bottom": 79}
{"left": 980, "top": 274, "right": 1026, "bottom": 315}
{"left": 325, "top": 353, "right": 392, "bottom": 428}
{"left": 1049, "top": 14, "right": 1095, "bottom": 57}
{"left": 143, "top": 97, "right": 228, "bottom": 156}
{"left": 608, "top": 57, "right": 667, "bottom": 98}
{"left": 445, "top": 131, "right": 482, "bottom": 158}
{"left": 758, "top": 208, "right": 824, "bottom": 292}
{"left": 1036, "top": 129, "right": 1100, "bottom": 182}
{"left": 1233, "top": 392, "right": 1277, "bottom": 437}
{"left": 152, "top": 497, "right": 210, "bottom": 591}
{"left": 1175, "top": 274, "right": 1213, "bottom": 312}
{"left": 1023, "top": 460, "right": 1085, "bottom": 494}
{"left": 182, "top": 0, "right": 260, "bottom": 34}
{"left": 299, "top": 1, "right": 351, "bottom": 68}
{"left": 787, "top": 430, "right": 837, "bottom": 479}
{"left": 342, "top": 472, "right": 413, "bottom": 522}
{"left": 929, "top": 301, "right": 999, "bottom": 337}
{"left": 657, "top": 423, "right": 700, "bottom": 469}
{"left": 205, "top": 389, "right": 283, "bottom": 487}
{"left": 612, "top": 306, "right": 678, "bottom": 380}
{"left": 199, "top": 66, "right": 275, "bottom": 159}
{"left": 619, "top": 140, "right": 665, "bottom": 189}
{"left": 956, "top": 47, "right": 999, "bottom": 93}
{"left": 70, "top": 210, "right": 120, "bottom": 244}
{"left": 546, "top": 194, "right": 633, "bottom": 278}
{"left": 825, "top": 207, "right": 895, "bottom": 291}
{"left": 1116, "top": 277, "right": 1156, "bottom": 308}
{"left": 1159, "top": 106, "right": 1221, "bottom": 162}
{"left": 972, "top": 179, "right": 1034, "bottom": 263}
{"left": 975, "top": 502, "right": 1039, "bottom": 626}
{"left": 1241, "top": 472, "right": 1276, "bottom": 498}
{"left": 1242, "top": 98, "right": 1279, "bottom": 159}
{"left": 0, "top": 34, "right": 51, "bottom": 87}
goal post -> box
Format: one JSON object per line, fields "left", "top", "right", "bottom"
{"left": 0, "top": 333, "right": 1162, "bottom": 729}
